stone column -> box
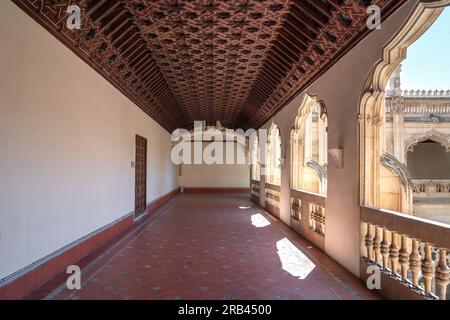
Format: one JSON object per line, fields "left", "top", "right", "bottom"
{"left": 319, "top": 117, "right": 328, "bottom": 166}
{"left": 390, "top": 65, "right": 405, "bottom": 164}
{"left": 392, "top": 111, "right": 405, "bottom": 163}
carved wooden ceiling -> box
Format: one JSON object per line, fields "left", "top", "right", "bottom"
{"left": 13, "top": 0, "right": 406, "bottom": 132}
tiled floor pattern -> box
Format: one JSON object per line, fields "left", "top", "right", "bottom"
{"left": 30, "top": 194, "right": 380, "bottom": 300}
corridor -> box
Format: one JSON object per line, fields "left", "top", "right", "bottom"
{"left": 30, "top": 194, "right": 378, "bottom": 300}
{"left": 2, "top": 0, "right": 450, "bottom": 303}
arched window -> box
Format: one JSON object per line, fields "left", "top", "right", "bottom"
{"left": 266, "top": 124, "right": 281, "bottom": 186}
{"left": 359, "top": 2, "right": 450, "bottom": 218}
{"left": 360, "top": 1, "right": 450, "bottom": 301}
{"left": 291, "top": 94, "right": 328, "bottom": 195}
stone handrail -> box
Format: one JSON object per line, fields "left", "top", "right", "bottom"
{"left": 291, "top": 189, "right": 326, "bottom": 237}
{"left": 361, "top": 206, "right": 449, "bottom": 300}
{"left": 265, "top": 183, "right": 281, "bottom": 192}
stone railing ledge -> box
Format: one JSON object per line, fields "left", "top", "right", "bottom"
{"left": 265, "top": 182, "right": 281, "bottom": 192}
{"left": 361, "top": 205, "right": 450, "bottom": 249}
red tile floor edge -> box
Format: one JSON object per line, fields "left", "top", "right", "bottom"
{"left": 29, "top": 193, "right": 381, "bottom": 300}
{"left": 0, "top": 188, "right": 180, "bottom": 300}
{"left": 0, "top": 215, "right": 134, "bottom": 300}
{"left": 147, "top": 188, "right": 180, "bottom": 215}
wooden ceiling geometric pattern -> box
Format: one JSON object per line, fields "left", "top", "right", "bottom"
{"left": 13, "top": 0, "right": 406, "bottom": 132}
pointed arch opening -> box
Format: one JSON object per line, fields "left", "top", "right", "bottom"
{"left": 359, "top": 1, "right": 450, "bottom": 217}
{"left": 266, "top": 123, "right": 282, "bottom": 186}
{"left": 291, "top": 94, "right": 328, "bottom": 195}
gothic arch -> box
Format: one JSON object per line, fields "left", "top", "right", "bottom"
{"left": 266, "top": 122, "right": 282, "bottom": 185}
{"left": 292, "top": 94, "right": 327, "bottom": 135}
{"left": 405, "top": 129, "right": 450, "bottom": 154}
{"left": 291, "top": 94, "right": 328, "bottom": 194}
{"left": 358, "top": 0, "right": 450, "bottom": 209}
{"left": 380, "top": 152, "right": 414, "bottom": 212}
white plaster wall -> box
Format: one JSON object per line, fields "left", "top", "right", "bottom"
{"left": 178, "top": 141, "right": 250, "bottom": 188}
{"left": 257, "top": 1, "right": 421, "bottom": 275}
{"left": 0, "top": 1, "right": 178, "bottom": 280}
{"left": 180, "top": 165, "right": 250, "bottom": 188}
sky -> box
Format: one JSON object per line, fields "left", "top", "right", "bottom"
{"left": 400, "top": 8, "right": 450, "bottom": 91}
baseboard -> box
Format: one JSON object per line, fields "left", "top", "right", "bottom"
{"left": 182, "top": 187, "right": 250, "bottom": 193}
{"left": 147, "top": 188, "right": 180, "bottom": 215}
{"left": 0, "top": 188, "right": 180, "bottom": 300}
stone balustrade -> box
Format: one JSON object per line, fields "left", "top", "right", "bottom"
{"left": 265, "top": 183, "right": 281, "bottom": 218}
{"left": 413, "top": 180, "right": 450, "bottom": 194}
{"left": 290, "top": 189, "right": 326, "bottom": 250}
{"left": 251, "top": 180, "right": 260, "bottom": 204}
{"left": 291, "top": 196, "right": 301, "bottom": 221}
{"left": 361, "top": 206, "right": 450, "bottom": 300}
{"left": 310, "top": 202, "right": 326, "bottom": 237}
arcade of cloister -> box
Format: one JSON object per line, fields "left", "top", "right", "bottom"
{"left": 1, "top": 0, "right": 449, "bottom": 301}
{"left": 250, "top": 0, "right": 450, "bottom": 300}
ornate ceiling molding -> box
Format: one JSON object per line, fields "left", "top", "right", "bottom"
{"left": 240, "top": 0, "right": 407, "bottom": 129}
{"left": 13, "top": 0, "right": 406, "bottom": 132}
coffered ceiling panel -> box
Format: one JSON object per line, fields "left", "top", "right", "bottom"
{"left": 13, "top": 0, "right": 406, "bottom": 131}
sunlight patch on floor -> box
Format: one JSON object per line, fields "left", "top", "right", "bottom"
{"left": 251, "top": 213, "right": 271, "bottom": 227}
{"left": 276, "top": 237, "right": 315, "bottom": 279}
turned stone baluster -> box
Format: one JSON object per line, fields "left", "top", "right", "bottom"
{"left": 315, "top": 206, "right": 320, "bottom": 233}
{"left": 320, "top": 207, "right": 325, "bottom": 235}
{"left": 389, "top": 232, "right": 400, "bottom": 275}
{"left": 373, "top": 226, "right": 382, "bottom": 264}
{"left": 409, "top": 239, "right": 421, "bottom": 286}
{"left": 319, "top": 207, "right": 325, "bottom": 235}
{"left": 436, "top": 248, "right": 449, "bottom": 300}
{"left": 380, "top": 228, "right": 390, "bottom": 269}
{"left": 399, "top": 235, "right": 410, "bottom": 281}
{"left": 364, "top": 224, "right": 374, "bottom": 259}
{"left": 314, "top": 205, "right": 320, "bottom": 233}
{"left": 313, "top": 205, "right": 318, "bottom": 231}
{"left": 309, "top": 204, "right": 315, "bottom": 230}
{"left": 321, "top": 207, "right": 326, "bottom": 235}
{"left": 421, "top": 243, "right": 435, "bottom": 294}
{"left": 312, "top": 205, "right": 316, "bottom": 230}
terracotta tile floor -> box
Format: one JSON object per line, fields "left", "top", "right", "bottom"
{"left": 30, "top": 194, "right": 380, "bottom": 300}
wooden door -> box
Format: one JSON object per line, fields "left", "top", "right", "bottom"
{"left": 135, "top": 135, "right": 147, "bottom": 218}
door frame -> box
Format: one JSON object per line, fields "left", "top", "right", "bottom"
{"left": 135, "top": 134, "right": 147, "bottom": 219}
